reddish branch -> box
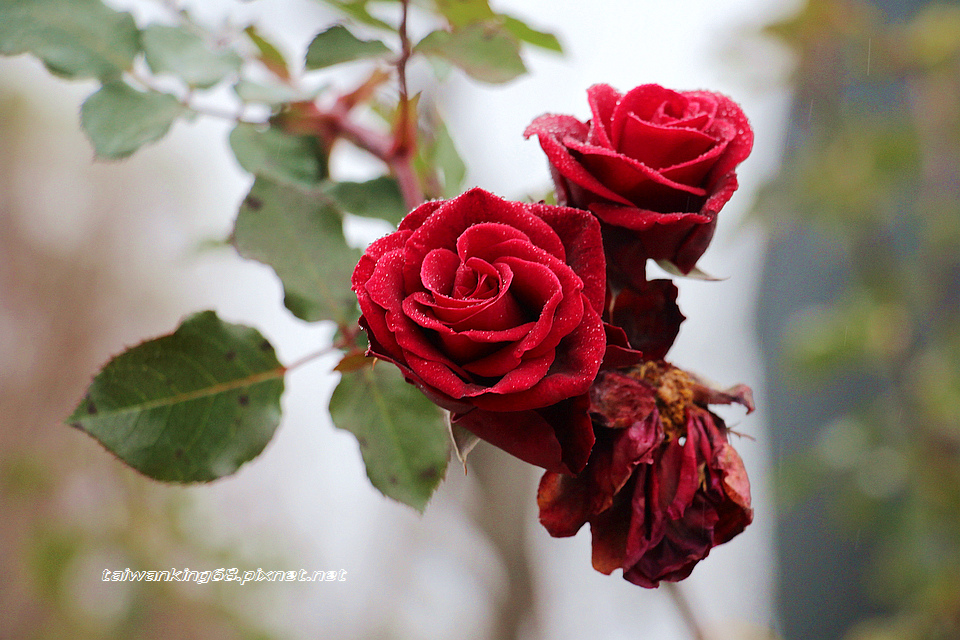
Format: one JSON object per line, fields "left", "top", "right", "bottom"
{"left": 278, "top": 0, "right": 424, "bottom": 211}
{"left": 389, "top": 0, "right": 422, "bottom": 209}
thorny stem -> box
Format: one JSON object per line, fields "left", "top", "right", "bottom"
{"left": 665, "top": 582, "right": 708, "bottom": 640}
{"left": 282, "top": 322, "right": 365, "bottom": 374}
{"left": 281, "top": 344, "right": 339, "bottom": 374}
{"left": 283, "top": 0, "right": 424, "bottom": 210}
{"left": 397, "top": 0, "right": 412, "bottom": 121}
{"left": 128, "top": 68, "right": 257, "bottom": 124}
{"left": 392, "top": 0, "right": 424, "bottom": 210}
{"left": 391, "top": 150, "right": 424, "bottom": 211}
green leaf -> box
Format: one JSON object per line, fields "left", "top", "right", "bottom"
{"left": 68, "top": 311, "right": 284, "bottom": 483}
{"left": 244, "top": 25, "right": 291, "bottom": 79}
{"left": 417, "top": 115, "right": 466, "bottom": 198}
{"left": 432, "top": 119, "right": 466, "bottom": 197}
{"left": 142, "top": 24, "right": 242, "bottom": 89}
{"left": 304, "top": 24, "right": 391, "bottom": 70}
{"left": 315, "top": 0, "right": 397, "bottom": 32}
{"left": 229, "top": 123, "right": 328, "bottom": 187}
{"left": 233, "top": 79, "right": 305, "bottom": 105}
{"left": 80, "top": 81, "right": 186, "bottom": 159}
{"left": 433, "top": 0, "right": 495, "bottom": 28}
{"left": 502, "top": 14, "right": 562, "bottom": 53}
{"left": 330, "top": 363, "right": 449, "bottom": 512}
{"left": 324, "top": 176, "right": 407, "bottom": 226}
{"left": 232, "top": 178, "right": 359, "bottom": 323}
{"left": 415, "top": 22, "right": 526, "bottom": 84}
{"left": 0, "top": 0, "right": 139, "bottom": 81}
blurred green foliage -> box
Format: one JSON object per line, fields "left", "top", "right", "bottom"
{"left": 755, "top": 1, "right": 960, "bottom": 637}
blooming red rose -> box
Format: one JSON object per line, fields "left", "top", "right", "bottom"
{"left": 352, "top": 188, "right": 607, "bottom": 473}
{"left": 537, "top": 362, "right": 753, "bottom": 588}
{"left": 524, "top": 83, "right": 753, "bottom": 276}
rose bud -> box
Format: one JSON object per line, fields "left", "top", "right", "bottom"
{"left": 537, "top": 362, "right": 753, "bottom": 588}
{"left": 607, "top": 278, "right": 684, "bottom": 360}
{"left": 524, "top": 83, "right": 753, "bottom": 279}
{"left": 352, "top": 188, "right": 608, "bottom": 474}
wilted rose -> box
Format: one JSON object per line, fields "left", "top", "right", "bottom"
{"left": 525, "top": 83, "right": 753, "bottom": 278}
{"left": 537, "top": 362, "right": 753, "bottom": 587}
{"left": 352, "top": 188, "right": 608, "bottom": 473}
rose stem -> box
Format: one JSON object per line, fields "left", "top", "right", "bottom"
{"left": 279, "top": 324, "right": 365, "bottom": 374}
{"left": 277, "top": 0, "right": 425, "bottom": 212}
{"left": 665, "top": 582, "right": 708, "bottom": 640}
{"left": 390, "top": 0, "right": 424, "bottom": 210}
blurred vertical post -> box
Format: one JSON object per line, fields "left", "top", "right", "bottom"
{"left": 755, "top": 0, "right": 960, "bottom": 638}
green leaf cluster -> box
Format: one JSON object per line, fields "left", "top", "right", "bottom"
{"left": 230, "top": 123, "right": 329, "bottom": 188}
{"left": 2, "top": 0, "right": 562, "bottom": 512}
{"left": 0, "top": 0, "right": 256, "bottom": 159}
{"left": 314, "top": 0, "right": 561, "bottom": 84}
{"left": 415, "top": 22, "right": 526, "bottom": 84}
{"left": 142, "top": 24, "right": 243, "bottom": 89}
{"left": 80, "top": 81, "right": 186, "bottom": 159}
{"left": 0, "top": 0, "right": 139, "bottom": 81}
{"left": 227, "top": 120, "right": 406, "bottom": 324}
{"left": 305, "top": 24, "right": 392, "bottom": 70}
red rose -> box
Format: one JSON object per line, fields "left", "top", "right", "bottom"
{"left": 524, "top": 83, "right": 753, "bottom": 276}
{"left": 537, "top": 362, "right": 753, "bottom": 588}
{"left": 352, "top": 188, "right": 607, "bottom": 472}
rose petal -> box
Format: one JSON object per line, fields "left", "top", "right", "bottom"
{"left": 419, "top": 248, "right": 462, "bottom": 297}
{"left": 590, "top": 490, "right": 633, "bottom": 575}
{"left": 616, "top": 114, "right": 718, "bottom": 171}
{"left": 599, "top": 323, "right": 647, "bottom": 369}
{"left": 595, "top": 203, "right": 713, "bottom": 276}
{"left": 588, "top": 370, "right": 658, "bottom": 430}
{"left": 455, "top": 393, "right": 594, "bottom": 474}
{"left": 665, "top": 429, "right": 701, "bottom": 520}
{"left": 533, "top": 201, "right": 607, "bottom": 315}
{"left": 610, "top": 280, "right": 685, "bottom": 359}
{"left": 534, "top": 130, "right": 635, "bottom": 207}
{"left": 523, "top": 113, "right": 590, "bottom": 145}
{"left": 613, "top": 84, "right": 689, "bottom": 126}
{"left": 567, "top": 140, "right": 707, "bottom": 212}
{"left": 585, "top": 83, "right": 621, "bottom": 148}
{"left": 685, "top": 91, "right": 754, "bottom": 183}
{"left": 466, "top": 302, "right": 605, "bottom": 412}
{"left": 456, "top": 222, "right": 537, "bottom": 263}
{"left": 538, "top": 471, "right": 590, "bottom": 536}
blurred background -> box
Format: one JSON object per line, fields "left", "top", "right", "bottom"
{"left": 2, "top": 0, "right": 959, "bottom": 638}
